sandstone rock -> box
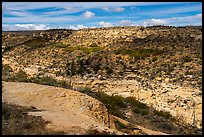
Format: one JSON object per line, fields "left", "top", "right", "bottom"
{"left": 155, "top": 77, "right": 162, "bottom": 81}
{"left": 165, "top": 78, "right": 170, "bottom": 83}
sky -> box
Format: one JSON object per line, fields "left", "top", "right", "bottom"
{"left": 2, "top": 2, "right": 202, "bottom": 31}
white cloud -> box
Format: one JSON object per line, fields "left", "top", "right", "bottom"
{"left": 3, "top": 2, "right": 201, "bottom": 28}
{"left": 119, "top": 20, "right": 133, "bottom": 26}
{"left": 16, "top": 24, "right": 49, "bottom": 30}
{"left": 102, "top": 7, "right": 110, "bottom": 11}
{"left": 99, "top": 21, "right": 113, "bottom": 27}
{"left": 90, "top": 26, "right": 96, "bottom": 29}
{"left": 166, "top": 14, "right": 202, "bottom": 26}
{"left": 140, "top": 13, "right": 202, "bottom": 26}
{"left": 2, "top": 24, "right": 50, "bottom": 31}
{"left": 194, "top": 13, "right": 202, "bottom": 20}
{"left": 77, "top": 25, "right": 88, "bottom": 29}
{"left": 64, "top": 6, "right": 79, "bottom": 12}
{"left": 68, "top": 25, "right": 88, "bottom": 30}
{"left": 82, "top": 11, "right": 95, "bottom": 18}
{"left": 3, "top": 2, "right": 187, "bottom": 12}
{"left": 114, "top": 7, "right": 125, "bottom": 12}
{"left": 102, "top": 7, "right": 125, "bottom": 12}
{"left": 2, "top": 24, "right": 91, "bottom": 31}
{"left": 143, "top": 19, "right": 167, "bottom": 26}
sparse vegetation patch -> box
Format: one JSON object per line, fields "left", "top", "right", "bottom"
{"left": 115, "top": 48, "right": 163, "bottom": 59}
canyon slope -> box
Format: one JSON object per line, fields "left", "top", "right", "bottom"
{"left": 2, "top": 26, "right": 202, "bottom": 134}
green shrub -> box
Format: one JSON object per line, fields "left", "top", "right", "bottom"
{"left": 168, "top": 66, "right": 175, "bottom": 72}
{"left": 2, "top": 64, "right": 13, "bottom": 80}
{"left": 133, "top": 107, "right": 149, "bottom": 115}
{"left": 14, "top": 69, "right": 29, "bottom": 82}
{"left": 185, "top": 71, "right": 193, "bottom": 75}
{"left": 66, "top": 61, "right": 76, "bottom": 76}
{"left": 183, "top": 56, "right": 192, "bottom": 62}
{"left": 153, "top": 109, "right": 172, "bottom": 119}
{"left": 85, "top": 91, "right": 126, "bottom": 119}
{"left": 91, "top": 46, "right": 103, "bottom": 53}
{"left": 73, "top": 45, "right": 103, "bottom": 54}
{"left": 86, "top": 128, "right": 110, "bottom": 135}
{"left": 64, "top": 46, "right": 76, "bottom": 53}
{"left": 78, "top": 86, "right": 92, "bottom": 94}
{"left": 90, "top": 43, "right": 98, "bottom": 47}
{"left": 95, "top": 93, "right": 127, "bottom": 119}
{"left": 23, "top": 38, "right": 46, "bottom": 51}
{"left": 3, "top": 68, "right": 29, "bottom": 82}
{"left": 28, "top": 76, "right": 70, "bottom": 88}
{"left": 125, "top": 97, "right": 148, "bottom": 109}
{"left": 165, "top": 71, "right": 171, "bottom": 75}
{"left": 152, "top": 57, "right": 157, "bottom": 62}
{"left": 53, "top": 42, "right": 68, "bottom": 48}
{"left": 114, "top": 119, "right": 126, "bottom": 129}
{"left": 115, "top": 49, "right": 163, "bottom": 59}
{"left": 156, "top": 122, "right": 175, "bottom": 131}
{"left": 93, "top": 64, "right": 101, "bottom": 73}
{"left": 106, "top": 68, "right": 113, "bottom": 75}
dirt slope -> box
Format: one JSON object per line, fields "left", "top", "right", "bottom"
{"left": 2, "top": 81, "right": 116, "bottom": 134}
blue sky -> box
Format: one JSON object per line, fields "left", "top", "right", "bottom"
{"left": 2, "top": 2, "right": 202, "bottom": 31}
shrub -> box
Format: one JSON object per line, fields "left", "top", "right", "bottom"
{"left": 23, "top": 38, "right": 46, "bottom": 51}
{"left": 64, "top": 46, "right": 76, "bottom": 53}
{"left": 93, "top": 64, "right": 101, "bottom": 73}
{"left": 125, "top": 97, "right": 148, "bottom": 109}
{"left": 73, "top": 45, "right": 103, "bottom": 54}
{"left": 3, "top": 68, "right": 29, "bottom": 82}
{"left": 168, "top": 66, "right": 175, "bottom": 72}
{"left": 133, "top": 107, "right": 149, "bottom": 115}
{"left": 13, "top": 69, "right": 29, "bottom": 82}
{"left": 114, "top": 119, "right": 126, "bottom": 129}
{"left": 153, "top": 109, "right": 172, "bottom": 119}
{"left": 185, "top": 71, "right": 193, "bottom": 75}
{"left": 106, "top": 68, "right": 113, "bottom": 75}
{"left": 152, "top": 57, "right": 157, "bottom": 62}
{"left": 95, "top": 93, "right": 127, "bottom": 119}
{"left": 66, "top": 61, "right": 76, "bottom": 76}
{"left": 90, "top": 43, "right": 98, "bottom": 47}
{"left": 156, "top": 122, "right": 175, "bottom": 131}
{"left": 86, "top": 128, "right": 110, "bottom": 135}
{"left": 77, "top": 86, "right": 92, "bottom": 94}
{"left": 28, "top": 76, "right": 70, "bottom": 88}
{"left": 115, "top": 48, "right": 163, "bottom": 59}
{"left": 2, "top": 64, "right": 13, "bottom": 80}
{"left": 53, "top": 42, "right": 68, "bottom": 48}
{"left": 91, "top": 46, "right": 103, "bottom": 53}
{"left": 75, "top": 87, "right": 127, "bottom": 118}
{"left": 183, "top": 56, "right": 192, "bottom": 62}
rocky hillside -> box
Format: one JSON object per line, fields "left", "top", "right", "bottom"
{"left": 2, "top": 26, "right": 202, "bottom": 89}
{"left": 2, "top": 26, "right": 202, "bottom": 134}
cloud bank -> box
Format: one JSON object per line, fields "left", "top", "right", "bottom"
{"left": 2, "top": 24, "right": 50, "bottom": 31}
